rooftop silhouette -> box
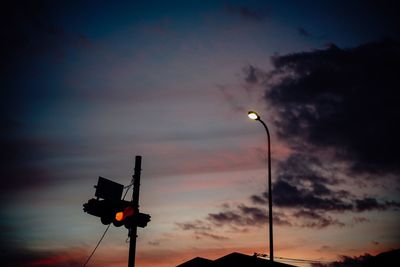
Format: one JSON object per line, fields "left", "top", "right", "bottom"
{"left": 177, "top": 252, "right": 297, "bottom": 267}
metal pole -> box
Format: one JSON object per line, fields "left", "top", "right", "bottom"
{"left": 128, "top": 156, "right": 142, "bottom": 267}
{"left": 259, "top": 119, "right": 274, "bottom": 262}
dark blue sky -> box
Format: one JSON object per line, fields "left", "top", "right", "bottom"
{"left": 1, "top": 1, "right": 399, "bottom": 267}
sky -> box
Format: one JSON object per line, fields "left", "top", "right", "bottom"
{"left": 1, "top": 1, "right": 400, "bottom": 267}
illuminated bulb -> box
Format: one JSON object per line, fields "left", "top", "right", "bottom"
{"left": 248, "top": 111, "right": 260, "bottom": 120}
{"left": 115, "top": 211, "right": 124, "bottom": 221}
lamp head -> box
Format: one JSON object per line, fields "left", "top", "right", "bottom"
{"left": 248, "top": 111, "right": 260, "bottom": 120}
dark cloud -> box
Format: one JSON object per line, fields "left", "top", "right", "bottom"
{"left": 297, "top": 27, "right": 312, "bottom": 37}
{"left": 208, "top": 210, "right": 244, "bottom": 226}
{"left": 176, "top": 220, "right": 228, "bottom": 241}
{"left": 0, "top": 0, "right": 91, "bottom": 61}
{"left": 0, "top": 118, "right": 96, "bottom": 198}
{"left": 207, "top": 204, "right": 291, "bottom": 228}
{"left": 180, "top": 150, "right": 398, "bottom": 232}
{"left": 355, "top": 198, "right": 400, "bottom": 212}
{"left": 297, "top": 27, "right": 326, "bottom": 40}
{"left": 194, "top": 231, "right": 229, "bottom": 241}
{"left": 311, "top": 249, "right": 400, "bottom": 267}
{"left": 217, "top": 85, "right": 246, "bottom": 112}
{"left": 242, "top": 41, "right": 400, "bottom": 229}
{"left": 225, "top": 4, "right": 269, "bottom": 22}
{"left": 266, "top": 40, "right": 400, "bottom": 174}
{"left": 1, "top": 1, "right": 94, "bottom": 199}
{"left": 176, "top": 203, "right": 292, "bottom": 239}
{"left": 293, "top": 209, "right": 345, "bottom": 228}
{"left": 148, "top": 240, "right": 161, "bottom": 246}
{"left": 0, "top": 243, "right": 87, "bottom": 267}
{"left": 355, "top": 197, "right": 385, "bottom": 212}
{"left": 251, "top": 153, "right": 399, "bottom": 214}
{"left": 272, "top": 179, "right": 353, "bottom": 212}
{"left": 250, "top": 194, "right": 267, "bottom": 205}
{"left": 352, "top": 216, "right": 370, "bottom": 224}
{"left": 0, "top": 121, "right": 52, "bottom": 199}
{"left": 176, "top": 220, "right": 211, "bottom": 231}
{"left": 238, "top": 205, "right": 268, "bottom": 224}
{"left": 372, "top": 240, "right": 380, "bottom": 246}
{"left": 252, "top": 153, "right": 354, "bottom": 212}
{"left": 273, "top": 153, "right": 341, "bottom": 186}
{"left": 1, "top": 1, "right": 92, "bottom": 131}
{"left": 247, "top": 152, "right": 399, "bottom": 229}
{"left": 243, "top": 65, "right": 259, "bottom": 84}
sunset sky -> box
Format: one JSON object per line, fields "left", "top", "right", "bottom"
{"left": 1, "top": 1, "right": 400, "bottom": 267}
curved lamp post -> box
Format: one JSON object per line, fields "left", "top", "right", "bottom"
{"left": 248, "top": 111, "right": 274, "bottom": 262}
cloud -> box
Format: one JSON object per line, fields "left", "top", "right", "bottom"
{"left": 297, "top": 27, "right": 312, "bottom": 37}
{"left": 176, "top": 202, "right": 293, "bottom": 240}
{"left": 177, "top": 152, "right": 398, "bottom": 232}
{"left": 195, "top": 231, "right": 229, "bottom": 241}
{"left": 251, "top": 152, "right": 399, "bottom": 213}
{"left": 1, "top": 1, "right": 96, "bottom": 197}
{"left": 1, "top": 1, "right": 93, "bottom": 131}
{"left": 148, "top": 240, "right": 161, "bottom": 246}
{"left": 217, "top": 85, "right": 246, "bottom": 112}
{"left": 176, "top": 220, "right": 228, "bottom": 241}
{"left": 240, "top": 42, "right": 400, "bottom": 228}
{"left": 187, "top": 40, "right": 400, "bottom": 234}
{"left": 311, "top": 249, "right": 400, "bottom": 267}
{"left": 0, "top": 212, "right": 91, "bottom": 267}
{"left": 297, "top": 27, "right": 325, "bottom": 40}
{"left": 243, "top": 65, "right": 260, "bottom": 84}
{"left": 207, "top": 204, "right": 292, "bottom": 228}
{"left": 1, "top": 1, "right": 91, "bottom": 65}
{"left": 176, "top": 220, "right": 211, "bottom": 231}
{"left": 245, "top": 151, "right": 399, "bottom": 229}
{"left": 250, "top": 194, "right": 267, "bottom": 205}
{"left": 355, "top": 198, "right": 400, "bottom": 212}
{"left": 265, "top": 40, "right": 400, "bottom": 174}
{"left": 0, "top": 120, "right": 52, "bottom": 198}
{"left": 352, "top": 216, "right": 370, "bottom": 224}
{"left": 225, "top": 5, "right": 269, "bottom": 22}
{"left": 251, "top": 153, "right": 353, "bottom": 212}
{"left": 293, "top": 209, "right": 345, "bottom": 228}
{"left": 0, "top": 244, "right": 88, "bottom": 267}
{"left": 272, "top": 179, "right": 353, "bottom": 212}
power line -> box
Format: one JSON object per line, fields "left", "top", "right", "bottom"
{"left": 123, "top": 176, "right": 134, "bottom": 200}
{"left": 277, "top": 258, "right": 330, "bottom": 264}
{"left": 255, "top": 253, "right": 335, "bottom": 264}
{"left": 82, "top": 177, "right": 134, "bottom": 267}
{"left": 82, "top": 223, "right": 111, "bottom": 267}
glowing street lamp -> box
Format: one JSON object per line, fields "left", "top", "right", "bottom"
{"left": 247, "top": 111, "right": 260, "bottom": 120}
{"left": 247, "top": 111, "right": 274, "bottom": 262}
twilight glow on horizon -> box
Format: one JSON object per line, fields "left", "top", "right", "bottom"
{"left": 1, "top": 1, "right": 399, "bottom": 267}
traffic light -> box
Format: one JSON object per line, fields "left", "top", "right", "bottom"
{"left": 112, "top": 201, "right": 151, "bottom": 228}
{"left": 83, "top": 198, "right": 151, "bottom": 228}
{"left": 135, "top": 212, "right": 151, "bottom": 228}
{"left": 83, "top": 198, "right": 120, "bottom": 225}
{"left": 120, "top": 211, "right": 151, "bottom": 228}
{"left": 112, "top": 200, "right": 134, "bottom": 227}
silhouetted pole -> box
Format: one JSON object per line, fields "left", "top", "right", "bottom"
{"left": 129, "top": 156, "right": 142, "bottom": 267}
{"left": 248, "top": 111, "right": 274, "bottom": 262}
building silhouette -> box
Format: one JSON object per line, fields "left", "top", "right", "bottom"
{"left": 177, "top": 252, "right": 297, "bottom": 267}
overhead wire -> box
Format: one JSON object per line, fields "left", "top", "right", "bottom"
{"left": 82, "top": 224, "right": 111, "bottom": 267}
{"left": 82, "top": 177, "right": 134, "bottom": 267}
{"left": 255, "top": 253, "right": 335, "bottom": 264}
{"left": 123, "top": 175, "right": 135, "bottom": 200}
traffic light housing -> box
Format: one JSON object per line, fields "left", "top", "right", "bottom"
{"left": 83, "top": 198, "right": 115, "bottom": 225}
{"left": 122, "top": 211, "right": 151, "bottom": 228}
{"left": 135, "top": 212, "right": 151, "bottom": 228}
{"left": 112, "top": 201, "right": 151, "bottom": 228}
{"left": 83, "top": 198, "right": 150, "bottom": 228}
